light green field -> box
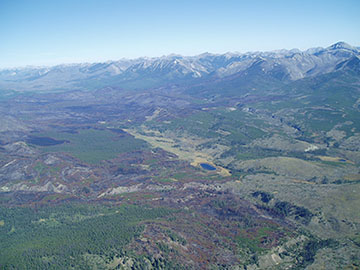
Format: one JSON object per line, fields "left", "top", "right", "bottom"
{"left": 32, "top": 129, "right": 148, "bottom": 163}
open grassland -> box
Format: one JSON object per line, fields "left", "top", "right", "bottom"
{"left": 125, "top": 127, "right": 231, "bottom": 176}
{"left": 29, "top": 129, "right": 148, "bottom": 163}
{"left": 316, "top": 155, "right": 354, "bottom": 164}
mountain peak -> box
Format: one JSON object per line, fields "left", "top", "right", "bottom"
{"left": 328, "top": 41, "right": 356, "bottom": 51}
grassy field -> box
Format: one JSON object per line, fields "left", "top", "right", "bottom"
{"left": 30, "top": 128, "right": 148, "bottom": 163}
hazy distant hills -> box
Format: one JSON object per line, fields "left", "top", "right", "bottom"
{"left": 0, "top": 41, "right": 359, "bottom": 92}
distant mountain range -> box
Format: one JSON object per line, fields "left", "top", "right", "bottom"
{"left": 0, "top": 41, "right": 359, "bottom": 92}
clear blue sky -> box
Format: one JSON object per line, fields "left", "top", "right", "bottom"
{"left": 1, "top": 0, "right": 359, "bottom": 68}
